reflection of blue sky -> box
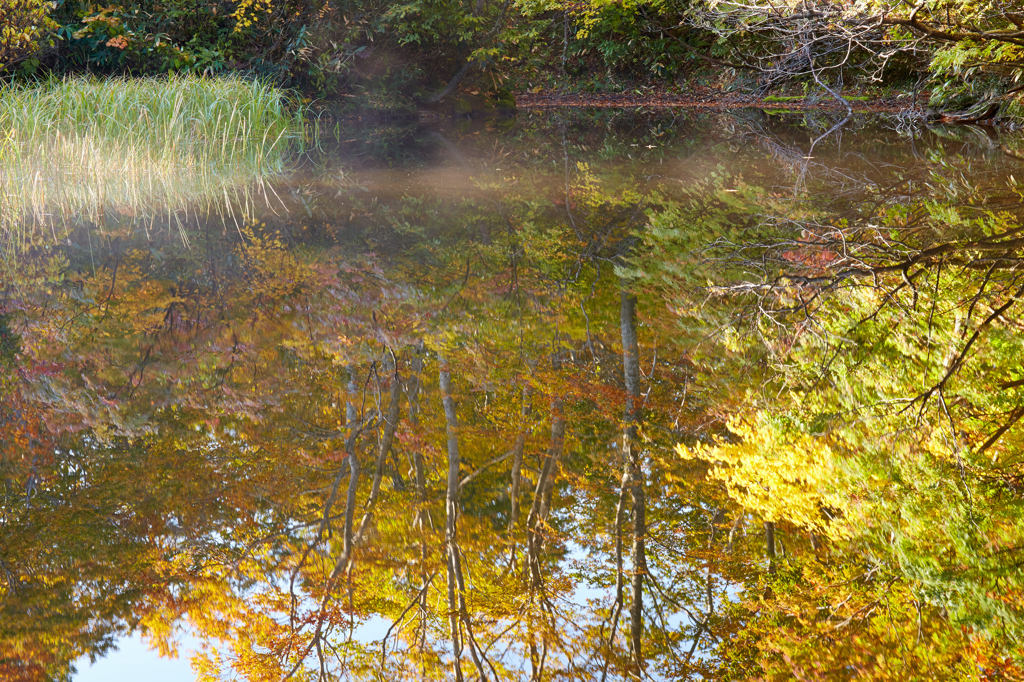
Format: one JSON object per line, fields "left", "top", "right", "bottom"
{"left": 74, "top": 520, "right": 739, "bottom": 680}
{"left": 75, "top": 633, "right": 198, "bottom": 682}
{"left": 72, "top": 614, "right": 394, "bottom": 682}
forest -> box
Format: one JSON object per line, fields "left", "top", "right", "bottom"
{"left": 0, "top": 0, "right": 1023, "bottom": 116}
{"left": 2, "top": 0, "right": 1024, "bottom": 681}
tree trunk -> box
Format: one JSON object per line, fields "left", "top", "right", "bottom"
{"left": 419, "top": 0, "right": 512, "bottom": 105}
{"left": 422, "top": 59, "right": 476, "bottom": 105}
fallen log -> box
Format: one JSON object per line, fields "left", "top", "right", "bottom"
{"left": 933, "top": 101, "right": 1001, "bottom": 125}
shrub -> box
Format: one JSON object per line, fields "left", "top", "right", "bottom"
{"left": 0, "top": 0, "right": 56, "bottom": 74}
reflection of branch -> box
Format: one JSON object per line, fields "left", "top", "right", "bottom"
{"left": 808, "top": 114, "right": 852, "bottom": 158}
{"left": 460, "top": 447, "right": 517, "bottom": 490}
{"left": 380, "top": 572, "right": 437, "bottom": 668}
{"left": 643, "top": 600, "right": 686, "bottom": 669}
{"left": 913, "top": 281, "right": 1024, "bottom": 414}
{"left": 646, "top": 570, "right": 717, "bottom": 656}
{"left": 354, "top": 365, "right": 403, "bottom": 545}
{"left": 463, "top": 618, "right": 500, "bottom": 681}
{"left": 707, "top": 236, "right": 1024, "bottom": 297}
{"left": 438, "top": 253, "right": 473, "bottom": 316}
{"left": 284, "top": 413, "right": 374, "bottom": 681}
{"left": 976, "top": 404, "right": 1024, "bottom": 457}
{"left": 331, "top": 417, "right": 375, "bottom": 579}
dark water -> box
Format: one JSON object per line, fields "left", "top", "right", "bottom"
{"left": 4, "top": 109, "right": 1024, "bottom": 681}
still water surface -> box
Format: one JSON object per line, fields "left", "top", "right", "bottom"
{"left": 4, "top": 109, "right": 1024, "bottom": 680}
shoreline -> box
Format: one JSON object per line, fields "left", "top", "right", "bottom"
{"left": 512, "top": 87, "right": 915, "bottom": 113}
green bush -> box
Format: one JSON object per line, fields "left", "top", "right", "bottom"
{"left": 570, "top": 0, "right": 694, "bottom": 81}
{"left": 50, "top": 0, "right": 327, "bottom": 79}
{"left": 0, "top": 0, "right": 57, "bottom": 74}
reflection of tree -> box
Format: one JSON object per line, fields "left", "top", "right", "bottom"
{"left": 15, "top": 114, "right": 1019, "bottom": 681}
{"left": 700, "top": 183, "right": 1024, "bottom": 450}
{"left": 1, "top": 151, "right": 734, "bottom": 681}
{"left": 664, "top": 168, "right": 1024, "bottom": 677}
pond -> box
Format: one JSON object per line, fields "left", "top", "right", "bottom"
{"left": 3, "top": 106, "right": 1024, "bottom": 681}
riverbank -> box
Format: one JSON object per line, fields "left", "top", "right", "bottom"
{"left": 513, "top": 86, "right": 915, "bottom": 113}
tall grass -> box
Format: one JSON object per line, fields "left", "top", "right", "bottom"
{"left": 0, "top": 75, "right": 305, "bottom": 257}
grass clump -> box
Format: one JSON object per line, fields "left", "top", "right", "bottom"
{"left": 0, "top": 74, "right": 305, "bottom": 256}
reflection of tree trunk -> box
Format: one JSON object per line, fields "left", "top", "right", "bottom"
{"left": 538, "top": 397, "right": 565, "bottom": 525}
{"left": 621, "top": 291, "right": 641, "bottom": 428}
{"left": 520, "top": 395, "right": 560, "bottom": 682}
{"left": 509, "top": 386, "right": 530, "bottom": 532}
{"left": 439, "top": 355, "right": 486, "bottom": 681}
{"left": 603, "top": 288, "right": 645, "bottom": 682}
{"left": 707, "top": 509, "right": 724, "bottom": 619}
{"left": 330, "top": 368, "right": 363, "bottom": 579}
{"left": 408, "top": 346, "right": 430, "bottom": 680}
{"left": 408, "top": 344, "right": 430, "bottom": 531}
{"left": 328, "top": 437, "right": 360, "bottom": 580}
{"left": 600, "top": 464, "right": 631, "bottom": 682}
{"left": 627, "top": 440, "right": 645, "bottom": 679}
{"left": 726, "top": 514, "right": 743, "bottom": 554}
{"left": 346, "top": 367, "right": 360, "bottom": 425}
{"left": 529, "top": 631, "right": 548, "bottom": 682}
{"left": 621, "top": 288, "right": 645, "bottom": 679}
{"left": 684, "top": 509, "right": 726, "bottom": 663}
{"left": 418, "top": 532, "right": 429, "bottom": 682}
{"left": 354, "top": 360, "right": 402, "bottom": 544}
{"left": 440, "top": 356, "right": 465, "bottom": 682}
{"left": 526, "top": 397, "right": 565, "bottom": 589}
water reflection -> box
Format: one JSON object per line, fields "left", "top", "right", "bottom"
{"left": 3, "top": 110, "right": 1024, "bottom": 681}
{"left": 0, "top": 77, "right": 301, "bottom": 267}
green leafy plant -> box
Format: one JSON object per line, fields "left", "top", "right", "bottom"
{"left": 0, "top": 0, "right": 56, "bottom": 71}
